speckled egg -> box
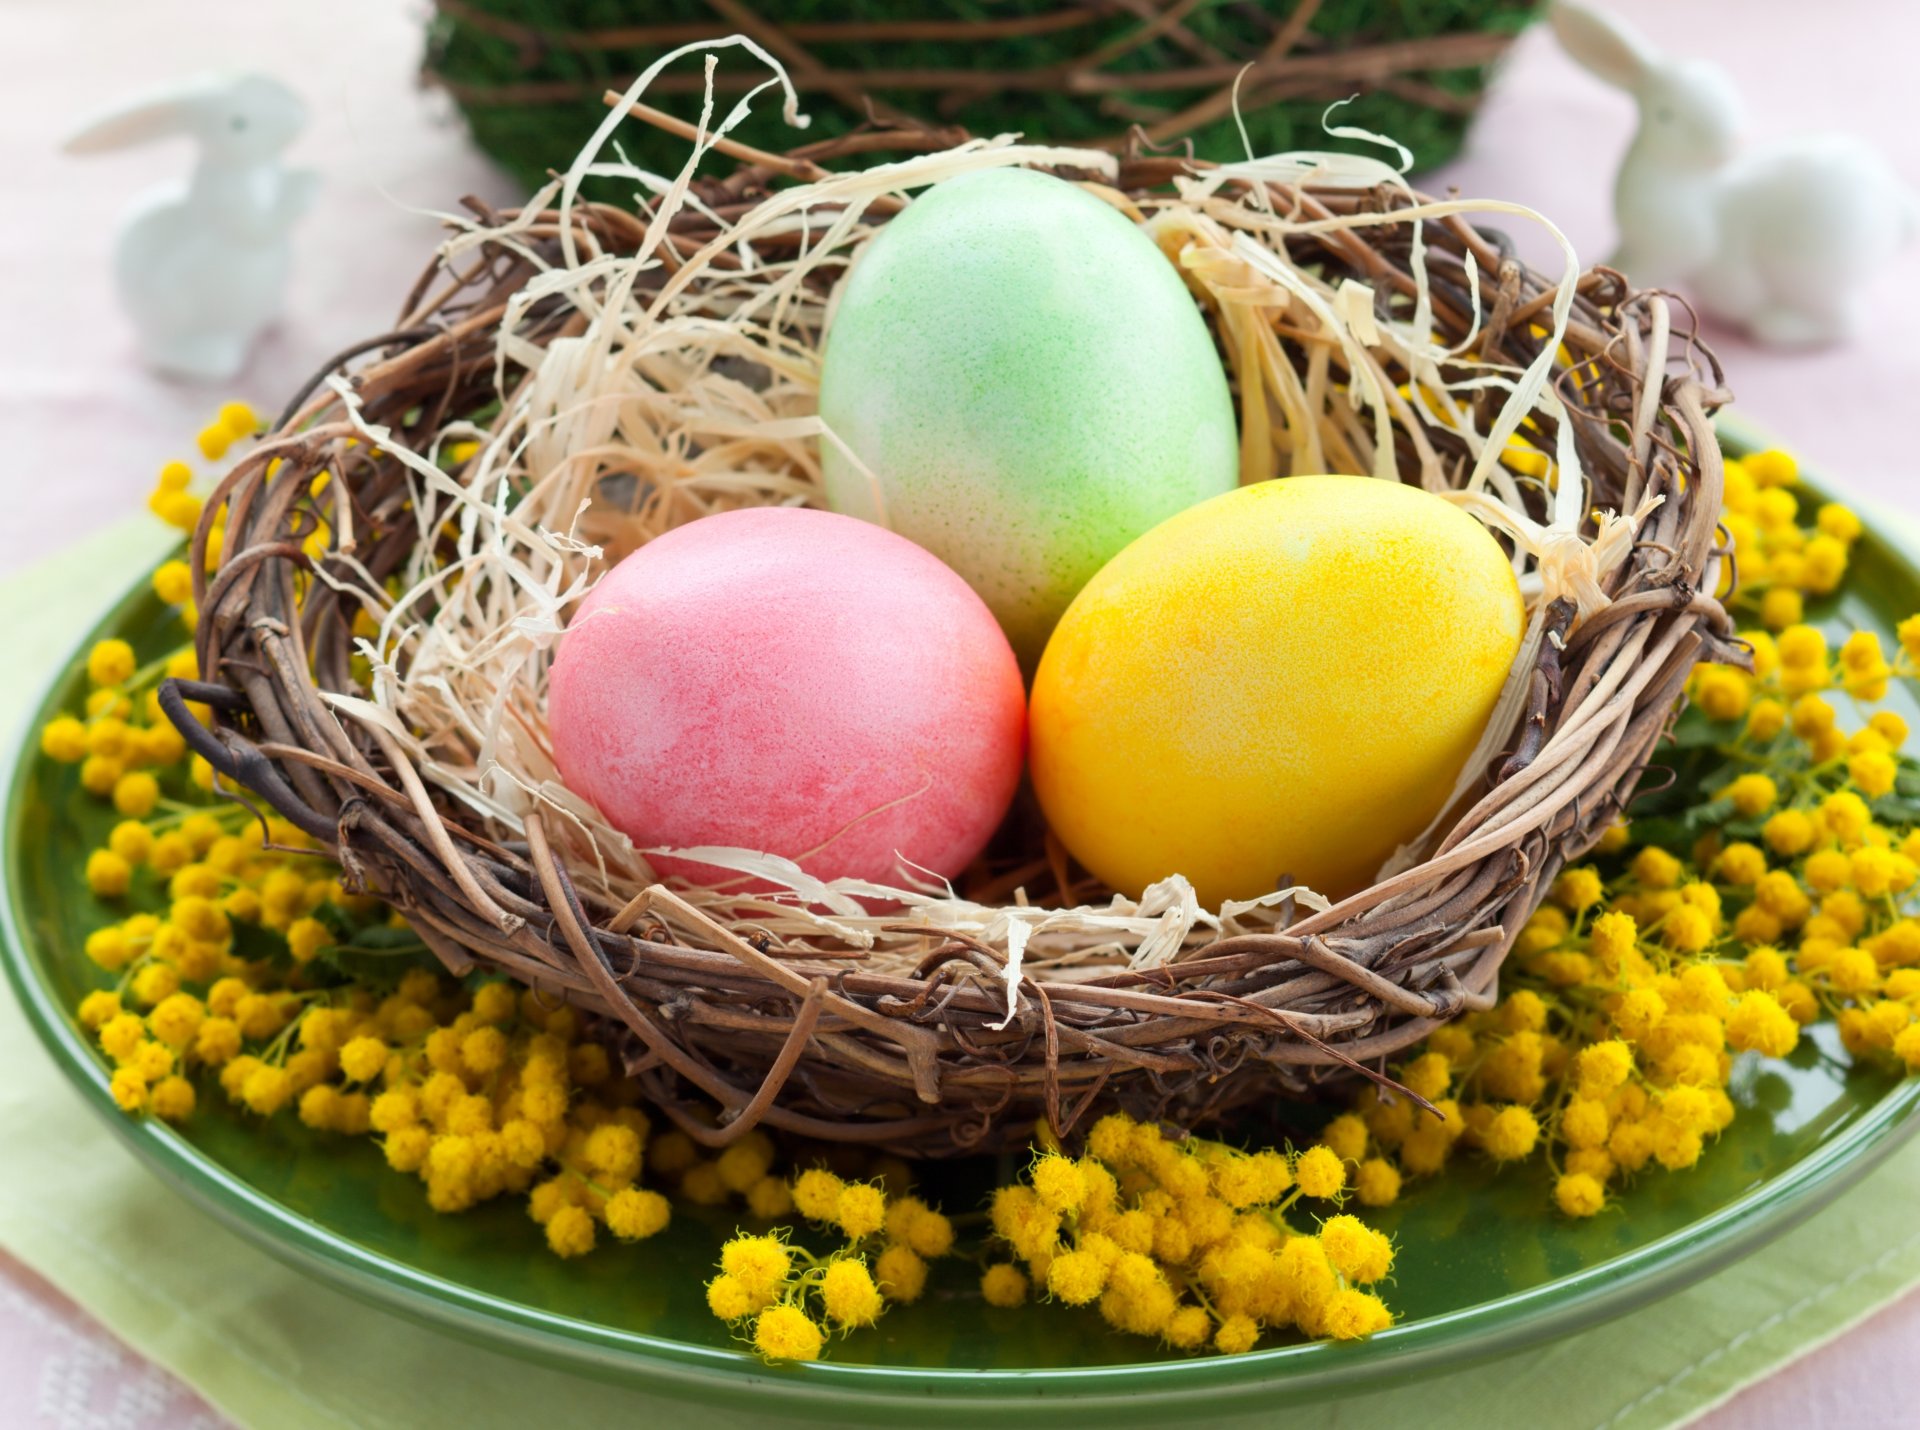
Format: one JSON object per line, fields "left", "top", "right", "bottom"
{"left": 548, "top": 507, "right": 1026, "bottom": 888}
{"left": 1030, "top": 476, "right": 1526, "bottom": 906}
{"left": 818, "top": 166, "right": 1238, "bottom": 669}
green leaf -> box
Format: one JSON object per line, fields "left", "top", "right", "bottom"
{"left": 1626, "top": 746, "right": 1725, "bottom": 823}
{"left": 1872, "top": 793, "right": 1920, "bottom": 824}
{"left": 1687, "top": 797, "right": 1737, "bottom": 829}
{"left": 1619, "top": 815, "right": 1695, "bottom": 851}
{"left": 337, "top": 924, "right": 428, "bottom": 953}
{"left": 310, "top": 902, "right": 355, "bottom": 938}
{"left": 1668, "top": 708, "right": 1733, "bottom": 749}
{"left": 230, "top": 920, "right": 292, "bottom": 968}
{"left": 312, "top": 933, "right": 439, "bottom": 992}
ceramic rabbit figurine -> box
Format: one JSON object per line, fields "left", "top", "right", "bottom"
{"left": 65, "top": 73, "right": 317, "bottom": 381}
{"left": 1550, "top": 1, "right": 1918, "bottom": 347}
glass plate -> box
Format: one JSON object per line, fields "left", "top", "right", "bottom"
{"left": 6, "top": 453, "right": 1919, "bottom": 1423}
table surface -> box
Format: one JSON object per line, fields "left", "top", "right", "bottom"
{"left": 4, "top": 1, "right": 1917, "bottom": 1425}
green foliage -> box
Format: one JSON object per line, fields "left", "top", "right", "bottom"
{"left": 306, "top": 901, "right": 441, "bottom": 990}
{"left": 313, "top": 926, "right": 441, "bottom": 992}
{"left": 230, "top": 918, "right": 294, "bottom": 968}
{"left": 426, "top": 0, "right": 1541, "bottom": 194}
{"left": 1618, "top": 706, "right": 1747, "bottom": 853}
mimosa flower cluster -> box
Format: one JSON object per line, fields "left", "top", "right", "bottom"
{"left": 1716, "top": 446, "right": 1859, "bottom": 630}
{"left": 980, "top": 1116, "right": 1393, "bottom": 1356}
{"left": 705, "top": 1169, "right": 959, "bottom": 1360}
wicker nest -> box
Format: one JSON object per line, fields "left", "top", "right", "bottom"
{"left": 163, "top": 75, "right": 1736, "bottom": 1157}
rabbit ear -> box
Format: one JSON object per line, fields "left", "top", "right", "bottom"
{"left": 1549, "top": 1, "right": 1657, "bottom": 90}
{"left": 63, "top": 78, "right": 218, "bottom": 154}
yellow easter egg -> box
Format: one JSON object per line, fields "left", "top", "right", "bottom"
{"left": 1030, "top": 475, "right": 1526, "bottom": 906}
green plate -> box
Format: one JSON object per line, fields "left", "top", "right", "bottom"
{"left": 6, "top": 455, "right": 1920, "bottom": 1423}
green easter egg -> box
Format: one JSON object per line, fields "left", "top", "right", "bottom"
{"left": 817, "top": 167, "right": 1239, "bottom": 669}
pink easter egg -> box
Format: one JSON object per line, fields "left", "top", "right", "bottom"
{"left": 548, "top": 506, "right": 1027, "bottom": 889}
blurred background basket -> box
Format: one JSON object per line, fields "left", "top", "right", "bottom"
{"left": 424, "top": 0, "right": 1541, "bottom": 190}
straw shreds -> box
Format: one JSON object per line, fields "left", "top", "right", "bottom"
{"left": 287, "top": 43, "right": 1653, "bottom": 1023}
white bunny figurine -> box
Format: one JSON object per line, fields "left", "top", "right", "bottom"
{"left": 65, "top": 73, "right": 317, "bottom": 381}
{"left": 1550, "top": 1, "right": 1918, "bottom": 347}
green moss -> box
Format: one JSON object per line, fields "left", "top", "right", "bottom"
{"left": 426, "top": 0, "right": 1540, "bottom": 194}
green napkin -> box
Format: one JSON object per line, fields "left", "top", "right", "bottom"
{"left": 4, "top": 517, "right": 1920, "bottom": 1430}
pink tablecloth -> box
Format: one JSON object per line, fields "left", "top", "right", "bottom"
{"left": 3, "top": 0, "right": 1917, "bottom": 1425}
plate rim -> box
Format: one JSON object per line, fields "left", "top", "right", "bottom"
{"left": 7, "top": 456, "right": 1920, "bottom": 1415}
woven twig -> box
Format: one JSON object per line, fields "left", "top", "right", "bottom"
{"left": 163, "top": 123, "right": 1735, "bottom": 1157}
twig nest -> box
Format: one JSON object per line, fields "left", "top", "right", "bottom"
{"left": 166, "top": 52, "right": 1738, "bottom": 1154}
